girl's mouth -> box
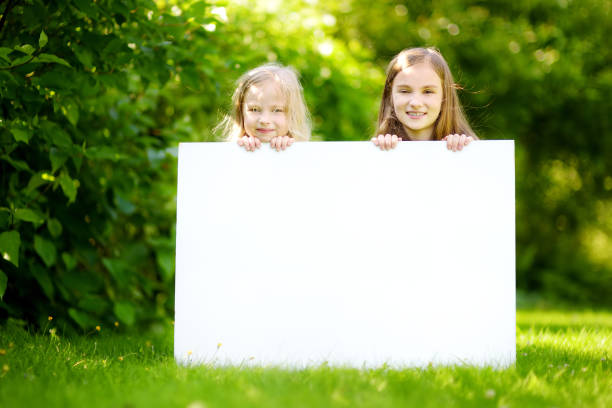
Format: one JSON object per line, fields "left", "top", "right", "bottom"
{"left": 406, "top": 111, "right": 426, "bottom": 119}
{"left": 256, "top": 128, "right": 274, "bottom": 133}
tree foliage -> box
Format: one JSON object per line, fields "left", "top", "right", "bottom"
{"left": 0, "top": 0, "right": 225, "bottom": 330}
{"left": 1, "top": 0, "right": 610, "bottom": 330}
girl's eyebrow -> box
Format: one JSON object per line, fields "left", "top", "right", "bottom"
{"left": 395, "top": 84, "right": 439, "bottom": 88}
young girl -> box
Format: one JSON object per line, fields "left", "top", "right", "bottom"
{"left": 217, "top": 63, "right": 311, "bottom": 152}
{"left": 371, "top": 47, "right": 477, "bottom": 152}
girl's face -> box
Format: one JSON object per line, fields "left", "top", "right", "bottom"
{"left": 243, "top": 80, "right": 289, "bottom": 142}
{"left": 391, "top": 63, "right": 443, "bottom": 140}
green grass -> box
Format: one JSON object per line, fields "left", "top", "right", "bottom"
{"left": 0, "top": 310, "right": 610, "bottom": 407}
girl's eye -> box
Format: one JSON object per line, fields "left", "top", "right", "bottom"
{"left": 249, "top": 107, "right": 260, "bottom": 112}
{"left": 424, "top": 89, "right": 435, "bottom": 94}
{"left": 273, "top": 108, "right": 285, "bottom": 113}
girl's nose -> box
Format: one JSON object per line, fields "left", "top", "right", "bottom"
{"left": 409, "top": 97, "right": 423, "bottom": 108}
{"left": 259, "top": 111, "right": 271, "bottom": 124}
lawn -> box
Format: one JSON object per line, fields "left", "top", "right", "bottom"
{"left": 0, "top": 310, "right": 610, "bottom": 407}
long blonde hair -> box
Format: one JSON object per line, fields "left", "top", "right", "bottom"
{"left": 217, "top": 63, "right": 311, "bottom": 141}
{"left": 376, "top": 47, "right": 477, "bottom": 140}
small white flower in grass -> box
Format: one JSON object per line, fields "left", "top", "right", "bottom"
{"left": 485, "top": 389, "right": 496, "bottom": 399}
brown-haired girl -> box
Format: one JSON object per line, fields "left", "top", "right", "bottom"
{"left": 372, "top": 47, "right": 477, "bottom": 152}
{"left": 217, "top": 63, "right": 311, "bottom": 152}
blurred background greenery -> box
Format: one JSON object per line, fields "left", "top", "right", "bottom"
{"left": 0, "top": 0, "right": 610, "bottom": 331}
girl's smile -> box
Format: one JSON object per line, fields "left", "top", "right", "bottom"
{"left": 392, "top": 63, "right": 443, "bottom": 140}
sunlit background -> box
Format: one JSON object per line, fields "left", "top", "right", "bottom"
{"left": 0, "top": 0, "right": 610, "bottom": 330}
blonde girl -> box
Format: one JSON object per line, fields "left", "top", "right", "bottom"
{"left": 217, "top": 63, "right": 311, "bottom": 152}
{"left": 372, "top": 47, "right": 478, "bottom": 152}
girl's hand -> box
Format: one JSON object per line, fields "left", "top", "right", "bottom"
{"left": 270, "top": 135, "right": 294, "bottom": 152}
{"left": 371, "top": 134, "right": 402, "bottom": 151}
{"left": 443, "top": 134, "right": 474, "bottom": 152}
{"left": 237, "top": 135, "right": 261, "bottom": 152}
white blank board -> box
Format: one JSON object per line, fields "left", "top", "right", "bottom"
{"left": 175, "top": 141, "right": 515, "bottom": 368}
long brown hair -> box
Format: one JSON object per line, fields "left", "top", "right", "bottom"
{"left": 376, "top": 47, "right": 477, "bottom": 140}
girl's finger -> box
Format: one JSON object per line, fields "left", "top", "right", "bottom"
{"left": 391, "top": 134, "right": 399, "bottom": 149}
{"left": 255, "top": 137, "right": 261, "bottom": 149}
{"left": 281, "top": 136, "right": 290, "bottom": 150}
{"left": 458, "top": 134, "right": 466, "bottom": 151}
{"left": 371, "top": 137, "right": 379, "bottom": 146}
{"left": 466, "top": 136, "right": 473, "bottom": 145}
{"left": 385, "top": 134, "right": 393, "bottom": 150}
{"left": 288, "top": 138, "right": 294, "bottom": 147}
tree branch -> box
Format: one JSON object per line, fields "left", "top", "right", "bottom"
{"left": 0, "top": 0, "right": 17, "bottom": 41}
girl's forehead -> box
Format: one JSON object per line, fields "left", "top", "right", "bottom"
{"left": 245, "top": 80, "right": 286, "bottom": 102}
{"left": 394, "top": 63, "right": 442, "bottom": 87}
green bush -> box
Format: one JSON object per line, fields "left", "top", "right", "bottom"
{"left": 0, "top": 0, "right": 224, "bottom": 330}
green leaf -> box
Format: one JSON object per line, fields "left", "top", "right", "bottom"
{"left": 79, "top": 295, "right": 109, "bottom": 313}
{"left": 34, "top": 235, "right": 56, "bottom": 267}
{"left": 73, "top": 0, "right": 97, "bottom": 16}
{"left": 15, "top": 44, "right": 36, "bottom": 55}
{"left": 0, "top": 269, "right": 7, "bottom": 300}
{"left": 57, "top": 172, "right": 78, "bottom": 203}
{"left": 47, "top": 218, "right": 63, "bottom": 238}
{"left": 0, "top": 231, "right": 20, "bottom": 267}
{"left": 1, "top": 155, "right": 31, "bottom": 173}
{"left": 39, "top": 30, "right": 48, "bottom": 49}
{"left": 24, "top": 172, "right": 50, "bottom": 194}
{"left": 61, "top": 100, "right": 79, "bottom": 126}
{"left": 50, "top": 148, "right": 68, "bottom": 173}
{"left": 102, "top": 258, "right": 130, "bottom": 288}
{"left": 14, "top": 208, "right": 44, "bottom": 224}
{"left": 33, "top": 53, "right": 71, "bottom": 67}
{"left": 10, "top": 128, "right": 32, "bottom": 143}
{"left": 113, "top": 301, "right": 135, "bottom": 326}
{"left": 156, "top": 250, "right": 175, "bottom": 282}
{"left": 72, "top": 44, "right": 93, "bottom": 68}
{"left": 0, "top": 47, "right": 12, "bottom": 62}
{"left": 11, "top": 55, "right": 32, "bottom": 66}
{"left": 116, "top": 194, "right": 135, "bottom": 214}
{"left": 42, "top": 120, "right": 73, "bottom": 148}
{"left": 86, "top": 146, "right": 123, "bottom": 160}
{"left": 62, "top": 252, "right": 77, "bottom": 270}
{"left": 31, "top": 264, "right": 54, "bottom": 300}
{"left": 68, "top": 308, "right": 96, "bottom": 329}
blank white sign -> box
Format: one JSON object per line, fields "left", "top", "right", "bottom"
{"left": 175, "top": 141, "right": 515, "bottom": 368}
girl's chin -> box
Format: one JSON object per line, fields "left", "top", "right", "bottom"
{"left": 256, "top": 133, "right": 274, "bottom": 142}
